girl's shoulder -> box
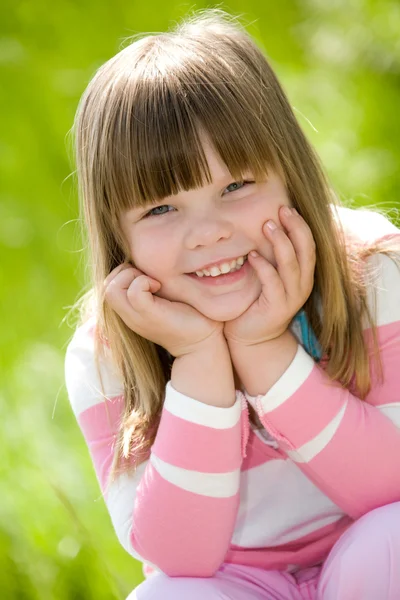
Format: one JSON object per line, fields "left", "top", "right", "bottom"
{"left": 330, "top": 205, "right": 400, "bottom": 329}
{"left": 330, "top": 204, "right": 399, "bottom": 245}
{"left": 65, "top": 315, "right": 124, "bottom": 418}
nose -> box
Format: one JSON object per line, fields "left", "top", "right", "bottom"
{"left": 184, "top": 212, "right": 234, "bottom": 249}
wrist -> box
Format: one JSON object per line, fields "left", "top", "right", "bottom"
{"left": 229, "top": 330, "right": 298, "bottom": 397}
{"left": 227, "top": 328, "right": 291, "bottom": 353}
{"left": 172, "top": 334, "right": 236, "bottom": 407}
{"left": 173, "top": 329, "right": 226, "bottom": 359}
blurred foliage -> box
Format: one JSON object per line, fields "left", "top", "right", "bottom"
{"left": 1, "top": 0, "right": 399, "bottom": 597}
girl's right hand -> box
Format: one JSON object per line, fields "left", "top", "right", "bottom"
{"left": 103, "top": 263, "right": 224, "bottom": 358}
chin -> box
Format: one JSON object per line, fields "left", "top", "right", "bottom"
{"left": 198, "top": 300, "right": 253, "bottom": 323}
{"left": 190, "top": 285, "right": 260, "bottom": 322}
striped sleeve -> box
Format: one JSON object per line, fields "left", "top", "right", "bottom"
{"left": 246, "top": 248, "right": 400, "bottom": 519}
{"left": 65, "top": 318, "right": 247, "bottom": 577}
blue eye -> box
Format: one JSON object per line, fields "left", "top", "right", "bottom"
{"left": 145, "top": 204, "right": 174, "bottom": 217}
{"left": 224, "top": 181, "right": 253, "bottom": 193}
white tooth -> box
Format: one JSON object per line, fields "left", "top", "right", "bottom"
{"left": 220, "top": 262, "right": 231, "bottom": 274}
{"left": 195, "top": 271, "right": 204, "bottom": 277}
{"left": 199, "top": 256, "right": 247, "bottom": 277}
{"left": 210, "top": 266, "right": 222, "bottom": 277}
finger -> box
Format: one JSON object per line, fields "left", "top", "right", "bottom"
{"left": 126, "top": 274, "right": 161, "bottom": 311}
{"left": 104, "top": 275, "right": 161, "bottom": 337}
{"left": 103, "top": 267, "right": 137, "bottom": 312}
{"left": 104, "top": 267, "right": 160, "bottom": 311}
{"left": 103, "top": 263, "right": 134, "bottom": 289}
{"left": 104, "top": 264, "right": 149, "bottom": 291}
{"left": 278, "top": 206, "right": 316, "bottom": 294}
{"left": 262, "top": 219, "right": 301, "bottom": 297}
{"left": 247, "top": 250, "right": 285, "bottom": 303}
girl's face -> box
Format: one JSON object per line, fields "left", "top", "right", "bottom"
{"left": 119, "top": 142, "right": 292, "bottom": 322}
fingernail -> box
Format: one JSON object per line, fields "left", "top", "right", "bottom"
{"left": 266, "top": 220, "right": 277, "bottom": 231}
{"left": 292, "top": 207, "right": 298, "bottom": 215}
{"left": 250, "top": 250, "right": 258, "bottom": 257}
{"left": 282, "top": 206, "right": 292, "bottom": 218}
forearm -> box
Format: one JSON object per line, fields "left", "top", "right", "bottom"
{"left": 247, "top": 342, "right": 400, "bottom": 518}
{"left": 171, "top": 335, "right": 236, "bottom": 407}
{"left": 231, "top": 324, "right": 400, "bottom": 518}
{"left": 228, "top": 330, "right": 298, "bottom": 396}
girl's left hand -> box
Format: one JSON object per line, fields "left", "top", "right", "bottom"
{"left": 224, "top": 206, "right": 316, "bottom": 347}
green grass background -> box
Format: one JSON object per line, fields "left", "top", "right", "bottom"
{"left": 1, "top": 0, "right": 399, "bottom": 598}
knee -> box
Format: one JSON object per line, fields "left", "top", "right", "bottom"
{"left": 127, "top": 575, "right": 174, "bottom": 600}
{"left": 128, "top": 574, "right": 176, "bottom": 600}
{"left": 318, "top": 503, "right": 400, "bottom": 598}
{"left": 324, "top": 501, "right": 400, "bottom": 571}
{"left": 351, "top": 501, "right": 400, "bottom": 542}
{"left": 129, "top": 572, "right": 218, "bottom": 600}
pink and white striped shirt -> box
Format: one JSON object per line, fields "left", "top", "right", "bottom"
{"left": 65, "top": 206, "right": 400, "bottom": 578}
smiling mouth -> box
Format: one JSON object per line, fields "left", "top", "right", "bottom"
{"left": 185, "top": 256, "right": 251, "bottom": 287}
{"left": 190, "top": 255, "right": 249, "bottom": 278}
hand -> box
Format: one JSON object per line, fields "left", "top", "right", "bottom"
{"left": 224, "top": 206, "right": 316, "bottom": 347}
{"left": 103, "top": 264, "right": 224, "bottom": 358}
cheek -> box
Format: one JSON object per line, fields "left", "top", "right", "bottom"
{"left": 241, "top": 206, "right": 277, "bottom": 265}
{"left": 130, "top": 234, "right": 173, "bottom": 278}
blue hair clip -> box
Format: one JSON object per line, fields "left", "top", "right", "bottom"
{"left": 293, "top": 309, "right": 322, "bottom": 361}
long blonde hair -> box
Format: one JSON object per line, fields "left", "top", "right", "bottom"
{"left": 71, "top": 9, "right": 400, "bottom": 478}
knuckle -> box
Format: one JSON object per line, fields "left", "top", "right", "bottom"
{"left": 284, "top": 258, "right": 298, "bottom": 274}
{"left": 104, "top": 264, "right": 130, "bottom": 288}
{"left": 104, "top": 286, "right": 119, "bottom": 308}
{"left": 129, "top": 273, "right": 146, "bottom": 287}
{"left": 126, "top": 276, "right": 148, "bottom": 305}
{"left": 285, "top": 252, "right": 300, "bottom": 270}
{"left": 126, "top": 277, "right": 140, "bottom": 297}
{"left": 104, "top": 279, "right": 118, "bottom": 297}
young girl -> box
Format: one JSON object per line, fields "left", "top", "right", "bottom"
{"left": 65, "top": 9, "right": 400, "bottom": 600}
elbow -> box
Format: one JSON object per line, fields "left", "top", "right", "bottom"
{"left": 129, "top": 524, "right": 230, "bottom": 577}
{"left": 161, "top": 556, "right": 223, "bottom": 578}
{"left": 137, "top": 546, "right": 225, "bottom": 578}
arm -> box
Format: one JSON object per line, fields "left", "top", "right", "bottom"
{"left": 171, "top": 332, "right": 236, "bottom": 407}
{"left": 230, "top": 252, "right": 400, "bottom": 520}
{"left": 65, "top": 322, "right": 247, "bottom": 577}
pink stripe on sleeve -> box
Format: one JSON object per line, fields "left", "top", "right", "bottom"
{"left": 254, "top": 323, "right": 400, "bottom": 518}
{"left": 258, "top": 357, "right": 346, "bottom": 449}
{"left": 129, "top": 462, "right": 240, "bottom": 577}
{"left": 296, "top": 395, "right": 400, "bottom": 517}
{"left": 362, "top": 321, "right": 400, "bottom": 407}
{"left": 78, "top": 395, "right": 124, "bottom": 491}
{"left": 152, "top": 407, "right": 242, "bottom": 472}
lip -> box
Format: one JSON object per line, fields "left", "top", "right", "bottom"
{"left": 188, "top": 254, "right": 248, "bottom": 274}
{"left": 186, "top": 256, "right": 251, "bottom": 286}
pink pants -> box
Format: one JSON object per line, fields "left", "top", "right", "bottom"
{"left": 129, "top": 502, "right": 400, "bottom": 599}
